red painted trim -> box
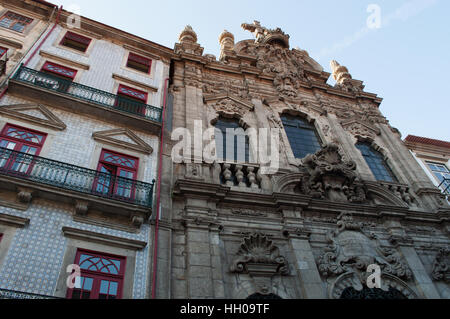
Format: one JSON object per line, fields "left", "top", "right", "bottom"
{"left": 0, "top": 46, "right": 7, "bottom": 59}
{"left": 41, "top": 61, "right": 77, "bottom": 80}
{"left": 23, "top": 5, "right": 62, "bottom": 67}
{"left": 117, "top": 84, "right": 148, "bottom": 103}
{"left": 127, "top": 52, "right": 152, "bottom": 74}
{"left": 99, "top": 148, "right": 139, "bottom": 171}
{"left": 67, "top": 248, "right": 126, "bottom": 299}
{"left": 0, "top": 123, "right": 47, "bottom": 149}
{"left": 60, "top": 31, "right": 92, "bottom": 52}
{"left": 151, "top": 77, "right": 169, "bottom": 299}
{"left": 404, "top": 135, "right": 450, "bottom": 149}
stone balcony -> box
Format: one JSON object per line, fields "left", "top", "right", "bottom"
{"left": 8, "top": 64, "right": 162, "bottom": 134}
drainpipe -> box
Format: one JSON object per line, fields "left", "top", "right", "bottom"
{"left": 151, "top": 77, "right": 169, "bottom": 299}
{"left": 0, "top": 5, "right": 62, "bottom": 100}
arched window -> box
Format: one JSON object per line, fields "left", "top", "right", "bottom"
{"left": 214, "top": 117, "right": 249, "bottom": 162}
{"left": 281, "top": 114, "right": 321, "bottom": 159}
{"left": 356, "top": 142, "right": 397, "bottom": 182}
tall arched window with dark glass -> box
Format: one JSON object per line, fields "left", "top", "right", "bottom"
{"left": 280, "top": 114, "right": 322, "bottom": 159}
{"left": 214, "top": 117, "right": 249, "bottom": 162}
{"left": 356, "top": 142, "right": 397, "bottom": 182}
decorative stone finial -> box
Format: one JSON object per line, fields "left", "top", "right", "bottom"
{"left": 219, "top": 30, "right": 235, "bottom": 50}
{"left": 330, "top": 60, "right": 352, "bottom": 85}
{"left": 179, "top": 25, "right": 198, "bottom": 43}
{"left": 241, "top": 20, "right": 290, "bottom": 48}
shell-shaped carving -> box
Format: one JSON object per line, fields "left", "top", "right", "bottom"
{"left": 230, "top": 233, "right": 288, "bottom": 275}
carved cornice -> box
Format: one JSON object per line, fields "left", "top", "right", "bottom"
{"left": 0, "top": 212, "right": 29, "bottom": 228}
{"left": 62, "top": 226, "right": 147, "bottom": 250}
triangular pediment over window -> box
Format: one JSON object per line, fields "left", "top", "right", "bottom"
{"left": 0, "top": 104, "right": 66, "bottom": 130}
{"left": 92, "top": 128, "right": 153, "bottom": 154}
{"left": 204, "top": 93, "right": 254, "bottom": 117}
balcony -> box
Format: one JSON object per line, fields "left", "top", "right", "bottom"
{"left": 0, "top": 288, "right": 59, "bottom": 299}
{"left": 8, "top": 65, "right": 162, "bottom": 134}
{"left": 0, "top": 147, "right": 154, "bottom": 222}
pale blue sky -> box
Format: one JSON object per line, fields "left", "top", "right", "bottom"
{"left": 52, "top": 0, "right": 449, "bottom": 141}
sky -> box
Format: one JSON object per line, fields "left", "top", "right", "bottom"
{"left": 51, "top": 0, "right": 450, "bottom": 141}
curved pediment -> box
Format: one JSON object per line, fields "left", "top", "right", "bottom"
{"left": 204, "top": 93, "right": 254, "bottom": 118}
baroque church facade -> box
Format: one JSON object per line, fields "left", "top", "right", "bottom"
{"left": 157, "top": 22, "right": 450, "bottom": 299}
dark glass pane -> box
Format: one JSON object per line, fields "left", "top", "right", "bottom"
{"left": 214, "top": 118, "right": 249, "bottom": 162}
{"left": 281, "top": 114, "right": 321, "bottom": 159}
{"left": 81, "top": 291, "right": 91, "bottom": 299}
{"left": 356, "top": 142, "right": 397, "bottom": 182}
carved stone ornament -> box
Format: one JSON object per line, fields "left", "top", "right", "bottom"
{"left": 299, "top": 143, "right": 367, "bottom": 203}
{"left": 205, "top": 93, "right": 254, "bottom": 118}
{"left": 431, "top": 247, "right": 449, "bottom": 282}
{"left": 240, "top": 21, "right": 310, "bottom": 98}
{"left": 317, "top": 212, "right": 414, "bottom": 298}
{"left": 340, "top": 119, "right": 381, "bottom": 140}
{"left": 230, "top": 233, "right": 289, "bottom": 276}
{"left": 330, "top": 60, "right": 364, "bottom": 93}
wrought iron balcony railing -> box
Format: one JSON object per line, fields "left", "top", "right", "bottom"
{"left": 0, "top": 288, "right": 60, "bottom": 299}
{"left": 12, "top": 64, "right": 162, "bottom": 123}
{"left": 0, "top": 147, "right": 155, "bottom": 208}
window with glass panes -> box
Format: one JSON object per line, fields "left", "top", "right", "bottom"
{"left": 356, "top": 142, "right": 397, "bottom": 182}
{"left": 60, "top": 31, "right": 91, "bottom": 52}
{"left": 0, "top": 124, "right": 47, "bottom": 174}
{"left": 280, "top": 114, "right": 321, "bottom": 159}
{"left": 426, "top": 162, "right": 450, "bottom": 193}
{"left": 94, "top": 149, "right": 139, "bottom": 200}
{"left": 67, "top": 249, "right": 126, "bottom": 299}
{"left": 214, "top": 117, "right": 249, "bottom": 162}
{"left": 0, "top": 11, "right": 33, "bottom": 33}
{"left": 126, "top": 53, "right": 152, "bottom": 74}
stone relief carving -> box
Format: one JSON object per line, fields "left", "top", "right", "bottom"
{"left": 230, "top": 232, "right": 289, "bottom": 275}
{"left": 317, "top": 212, "right": 413, "bottom": 297}
{"left": 330, "top": 60, "right": 364, "bottom": 93}
{"left": 431, "top": 247, "right": 449, "bottom": 282}
{"left": 299, "top": 143, "right": 367, "bottom": 203}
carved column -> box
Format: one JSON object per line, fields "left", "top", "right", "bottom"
{"left": 386, "top": 220, "right": 441, "bottom": 298}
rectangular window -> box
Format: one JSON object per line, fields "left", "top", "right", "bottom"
{"left": 60, "top": 31, "right": 92, "bottom": 53}
{"left": 115, "top": 84, "right": 148, "bottom": 115}
{"left": 0, "top": 124, "right": 47, "bottom": 174}
{"left": 38, "top": 61, "right": 77, "bottom": 92}
{"left": 126, "top": 52, "right": 152, "bottom": 74}
{"left": 0, "top": 11, "right": 33, "bottom": 33}
{"left": 41, "top": 61, "right": 77, "bottom": 80}
{"left": 67, "top": 249, "right": 126, "bottom": 299}
{"left": 427, "top": 162, "right": 450, "bottom": 193}
{"left": 93, "top": 149, "right": 139, "bottom": 201}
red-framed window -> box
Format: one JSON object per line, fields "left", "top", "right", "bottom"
{"left": 41, "top": 61, "right": 78, "bottom": 80}
{"left": 0, "top": 124, "right": 47, "bottom": 174}
{"left": 0, "top": 11, "right": 33, "bottom": 33}
{"left": 94, "top": 149, "right": 139, "bottom": 200}
{"left": 126, "top": 52, "right": 152, "bottom": 74}
{"left": 0, "top": 46, "right": 7, "bottom": 59}
{"left": 60, "top": 31, "right": 92, "bottom": 53}
{"left": 67, "top": 249, "right": 126, "bottom": 299}
{"left": 115, "top": 84, "right": 148, "bottom": 115}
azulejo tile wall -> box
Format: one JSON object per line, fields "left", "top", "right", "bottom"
{"left": 0, "top": 200, "right": 150, "bottom": 299}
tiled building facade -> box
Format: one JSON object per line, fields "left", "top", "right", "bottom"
{"left": 0, "top": 0, "right": 171, "bottom": 299}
